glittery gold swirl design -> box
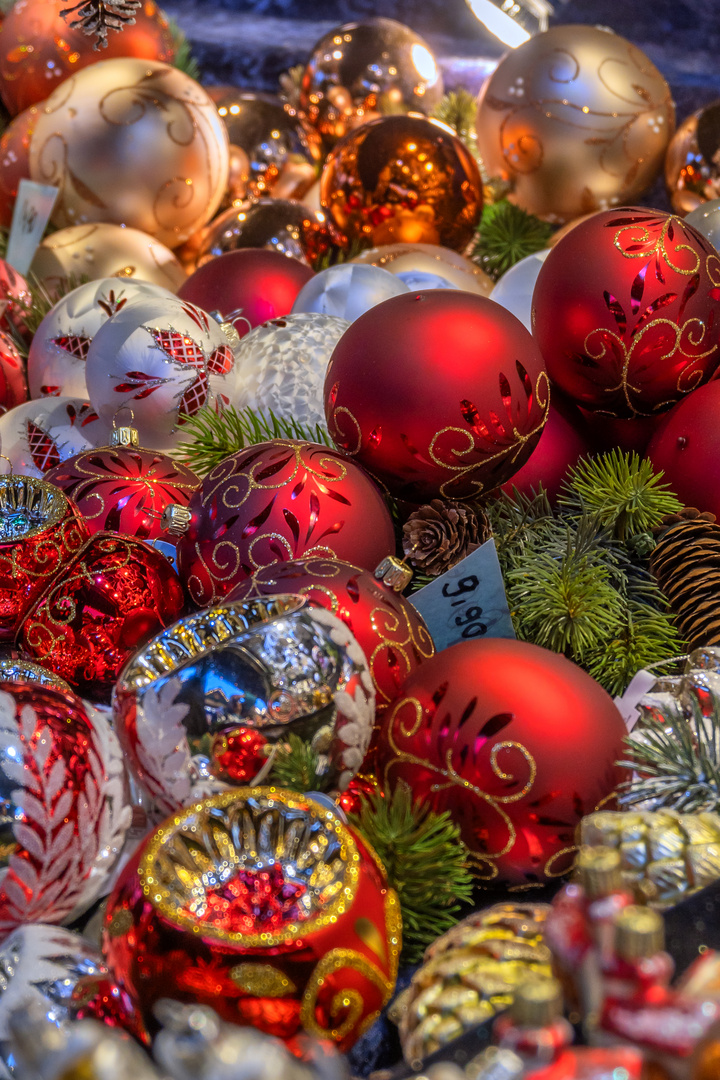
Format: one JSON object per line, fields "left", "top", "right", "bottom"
{"left": 229, "top": 964, "right": 297, "bottom": 997}
{"left": 300, "top": 948, "right": 393, "bottom": 1041}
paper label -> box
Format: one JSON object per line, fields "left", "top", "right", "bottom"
{"left": 5, "top": 179, "right": 59, "bottom": 276}
{"left": 409, "top": 538, "right": 515, "bottom": 652}
{"left": 614, "top": 668, "right": 658, "bottom": 731}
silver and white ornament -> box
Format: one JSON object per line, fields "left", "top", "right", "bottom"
{"left": 0, "top": 398, "right": 106, "bottom": 478}
{"left": 491, "top": 249, "right": 551, "bottom": 332}
{"left": 291, "top": 262, "right": 409, "bottom": 322}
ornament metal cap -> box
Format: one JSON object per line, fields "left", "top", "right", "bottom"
{"left": 510, "top": 976, "right": 562, "bottom": 1028}
{"left": 615, "top": 906, "right": 664, "bottom": 961}
{"left": 374, "top": 556, "right": 412, "bottom": 592}
{"left": 162, "top": 503, "right": 192, "bottom": 536}
{"left": 110, "top": 426, "right": 140, "bottom": 449}
{"left": 576, "top": 845, "right": 623, "bottom": 900}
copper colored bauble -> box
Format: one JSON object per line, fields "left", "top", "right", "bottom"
{"left": 103, "top": 789, "right": 400, "bottom": 1049}
{"left": 177, "top": 249, "right": 314, "bottom": 341}
{"left": 646, "top": 381, "right": 720, "bottom": 519}
{"left": 475, "top": 25, "right": 674, "bottom": 224}
{"left": 500, "top": 395, "right": 590, "bottom": 505}
{"left": 0, "top": 0, "right": 174, "bottom": 116}
{"left": 18, "top": 533, "right": 185, "bottom": 700}
{"left": 30, "top": 224, "right": 187, "bottom": 298}
{"left": 665, "top": 101, "right": 720, "bottom": 215}
{"left": 300, "top": 17, "right": 443, "bottom": 148}
{"left": 0, "top": 104, "right": 39, "bottom": 228}
{"left": 532, "top": 208, "right": 720, "bottom": 418}
{"left": 0, "top": 330, "right": 27, "bottom": 410}
{"left": 0, "top": 397, "right": 106, "bottom": 478}
{"left": 351, "top": 242, "right": 493, "bottom": 296}
{"left": 29, "top": 59, "right": 229, "bottom": 248}
{"left": 0, "top": 474, "right": 88, "bottom": 642}
{"left": 320, "top": 114, "right": 482, "bottom": 251}
{"left": 0, "top": 682, "right": 131, "bottom": 933}
{"left": 174, "top": 440, "right": 396, "bottom": 607}
{"left": 376, "top": 638, "right": 626, "bottom": 886}
{"left": 228, "top": 557, "right": 435, "bottom": 719}
{"left": 324, "top": 290, "right": 549, "bottom": 502}
{"left": 197, "top": 199, "right": 331, "bottom": 267}
{"left": 208, "top": 89, "right": 322, "bottom": 202}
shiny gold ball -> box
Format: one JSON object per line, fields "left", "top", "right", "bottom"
{"left": 351, "top": 241, "right": 492, "bottom": 295}
{"left": 29, "top": 58, "right": 229, "bottom": 248}
{"left": 321, "top": 114, "right": 483, "bottom": 251}
{"left": 665, "top": 100, "right": 720, "bottom": 215}
{"left": 476, "top": 24, "right": 675, "bottom": 224}
{"left": 300, "top": 17, "right": 444, "bottom": 149}
{"left": 197, "top": 198, "right": 332, "bottom": 267}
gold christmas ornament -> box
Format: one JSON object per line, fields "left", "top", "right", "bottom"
{"left": 29, "top": 58, "right": 229, "bottom": 248}
{"left": 665, "top": 100, "right": 720, "bottom": 215}
{"left": 475, "top": 24, "right": 675, "bottom": 224}
{"left": 351, "top": 241, "right": 492, "bottom": 294}
{"left": 300, "top": 17, "right": 444, "bottom": 149}
{"left": 30, "top": 223, "right": 187, "bottom": 297}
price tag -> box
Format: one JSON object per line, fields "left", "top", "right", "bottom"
{"left": 409, "top": 538, "right": 515, "bottom": 652}
{"left": 614, "top": 667, "right": 660, "bottom": 731}
{"left": 5, "top": 179, "right": 59, "bottom": 276}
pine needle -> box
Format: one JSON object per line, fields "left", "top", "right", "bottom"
{"left": 269, "top": 734, "right": 325, "bottom": 793}
{"left": 167, "top": 16, "right": 200, "bottom": 81}
{"left": 432, "top": 90, "right": 479, "bottom": 159}
{"left": 472, "top": 199, "right": 553, "bottom": 282}
{"left": 585, "top": 601, "right": 685, "bottom": 698}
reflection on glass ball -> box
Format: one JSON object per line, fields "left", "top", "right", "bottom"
{"left": 197, "top": 199, "right": 332, "bottom": 266}
{"left": 666, "top": 100, "right": 720, "bottom": 215}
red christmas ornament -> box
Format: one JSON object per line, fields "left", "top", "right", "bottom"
{"left": 45, "top": 426, "right": 201, "bottom": 544}
{"left": 578, "top": 408, "right": 665, "bottom": 457}
{"left": 0, "top": 474, "right": 88, "bottom": 642}
{"left": 103, "top": 788, "right": 400, "bottom": 1050}
{"left": 18, "top": 533, "right": 185, "bottom": 701}
{"left": 532, "top": 208, "right": 720, "bottom": 418}
{"left": 0, "top": 329, "right": 28, "bottom": 410}
{"left": 646, "top": 380, "right": 720, "bottom": 517}
{"left": 0, "top": 104, "right": 38, "bottom": 228}
{"left": 211, "top": 728, "right": 269, "bottom": 784}
{"left": 500, "top": 395, "right": 591, "bottom": 504}
{"left": 336, "top": 773, "right": 380, "bottom": 817}
{"left": 0, "top": 0, "right": 175, "bottom": 116}
{"left": 174, "top": 440, "right": 396, "bottom": 607}
{"left": 376, "top": 638, "right": 626, "bottom": 887}
{"left": 0, "top": 258, "right": 31, "bottom": 340}
{"left": 324, "top": 291, "right": 549, "bottom": 503}
{"left": 177, "top": 248, "right": 315, "bottom": 341}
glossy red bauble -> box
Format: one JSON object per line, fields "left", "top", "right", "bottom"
{"left": 0, "top": 104, "right": 38, "bottom": 228}
{"left": 376, "top": 638, "right": 626, "bottom": 886}
{"left": 532, "top": 208, "right": 720, "bottom": 418}
{"left": 500, "top": 395, "right": 591, "bottom": 504}
{"left": 176, "top": 440, "right": 396, "bottom": 607}
{"left": 646, "top": 380, "right": 720, "bottom": 518}
{"left": 18, "top": 533, "right": 185, "bottom": 700}
{"left": 324, "top": 291, "right": 549, "bottom": 503}
{"left": 0, "top": 258, "right": 31, "bottom": 340}
{"left": 0, "top": 329, "right": 28, "bottom": 410}
{"left": 177, "top": 248, "right": 315, "bottom": 341}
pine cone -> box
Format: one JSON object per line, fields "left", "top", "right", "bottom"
{"left": 650, "top": 511, "right": 720, "bottom": 648}
{"left": 402, "top": 500, "right": 489, "bottom": 577}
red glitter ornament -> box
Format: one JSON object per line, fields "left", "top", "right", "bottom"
{"left": 324, "top": 291, "right": 549, "bottom": 503}
{"left": 0, "top": 258, "right": 31, "bottom": 340}
{"left": 0, "top": 329, "right": 27, "bottom": 411}
{"left": 532, "top": 208, "right": 720, "bottom": 418}
{"left": 177, "top": 248, "right": 315, "bottom": 341}
{"left": 0, "top": 104, "right": 38, "bottom": 228}
{"left": 500, "top": 395, "right": 591, "bottom": 504}
{"left": 376, "top": 638, "right": 626, "bottom": 887}
{"left": 18, "top": 533, "right": 185, "bottom": 701}
{"left": 211, "top": 728, "right": 268, "bottom": 785}
{"left": 175, "top": 440, "right": 396, "bottom": 607}
{"left": 646, "top": 380, "right": 720, "bottom": 518}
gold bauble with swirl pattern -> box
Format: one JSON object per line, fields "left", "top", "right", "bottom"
{"left": 29, "top": 58, "right": 229, "bottom": 248}
{"left": 475, "top": 24, "right": 675, "bottom": 224}
{"left": 351, "top": 242, "right": 492, "bottom": 295}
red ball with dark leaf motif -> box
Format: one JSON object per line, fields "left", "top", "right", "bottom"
{"left": 324, "top": 291, "right": 549, "bottom": 503}
{"left": 500, "top": 395, "right": 590, "bottom": 504}
{"left": 0, "top": 329, "right": 27, "bottom": 410}
{"left": 376, "top": 638, "right": 626, "bottom": 886}
{"left": 532, "top": 207, "right": 720, "bottom": 418}
{"left": 176, "top": 441, "right": 396, "bottom": 607}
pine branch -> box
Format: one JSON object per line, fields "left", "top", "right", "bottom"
{"left": 472, "top": 200, "right": 553, "bottom": 282}
{"left": 585, "top": 601, "right": 685, "bottom": 697}
{"left": 268, "top": 734, "right": 324, "bottom": 793}
{"left": 59, "top": 0, "right": 142, "bottom": 48}
{"left": 431, "top": 90, "right": 479, "bottom": 159}
{"left": 349, "top": 781, "right": 473, "bottom": 963}
{"left": 167, "top": 16, "right": 200, "bottom": 81}
{"left": 278, "top": 64, "right": 304, "bottom": 109}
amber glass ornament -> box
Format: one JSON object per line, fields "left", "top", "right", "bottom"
{"left": 197, "top": 199, "right": 331, "bottom": 267}
{"left": 376, "top": 638, "right": 626, "bottom": 886}
{"left": 29, "top": 58, "right": 229, "bottom": 248}
{"left": 300, "top": 17, "right": 443, "bottom": 149}
{"left": 0, "top": 0, "right": 174, "bottom": 116}
{"left": 532, "top": 207, "right": 720, "bottom": 418}
{"left": 352, "top": 242, "right": 493, "bottom": 295}
{"left": 103, "top": 788, "right": 400, "bottom": 1050}
{"left": 476, "top": 25, "right": 674, "bottom": 223}
{"left": 665, "top": 100, "right": 720, "bottom": 215}
{"left": 320, "top": 114, "right": 482, "bottom": 251}
{"left": 0, "top": 104, "right": 39, "bottom": 228}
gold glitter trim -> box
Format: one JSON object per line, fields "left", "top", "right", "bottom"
{"left": 229, "top": 963, "right": 297, "bottom": 997}
{"left": 300, "top": 948, "right": 393, "bottom": 1040}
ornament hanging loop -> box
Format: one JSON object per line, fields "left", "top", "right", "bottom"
{"left": 111, "top": 405, "right": 139, "bottom": 448}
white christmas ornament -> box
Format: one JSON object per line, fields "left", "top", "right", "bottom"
{"left": 28, "top": 279, "right": 176, "bottom": 401}
{"left": 85, "top": 295, "right": 240, "bottom": 450}
{"left": 491, "top": 249, "right": 551, "bottom": 331}
{"left": 0, "top": 398, "right": 106, "bottom": 478}
{"left": 685, "top": 198, "right": 720, "bottom": 250}
{"left": 395, "top": 269, "right": 457, "bottom": 291}
{"left": 233, "top": 313, "right": 349, "bottom": 427}
{"left": 291, "top": 263, "right": 408, "bottom": 322}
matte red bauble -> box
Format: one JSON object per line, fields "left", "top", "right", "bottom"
{"left": 18, "top": 533, "right": 185, "bottom": 701}
{"left": 177, "top": 249, "right": 314, "bottom": 341}
{"left": 376, "top": 638, "right": 626, "bottom": 886}
{"left": 646, "top": 380, "right": 720, "bottom": 518}
{"left": 0, "top": 329, "right": 28, "bottom": 410}
{"left": 175, "top": 440, "right": 396, "bottom": 607}
{"left": 0, "top": 104, "right": 38, "bottom": 227}
{"left": 500, "top": 395, "right": 590, "bottom": 504}
{"left": 324, "top": 291, "right": 549, "bottom": 503}
{"left": 532, "top": 208, "right": 720, "bottom": 418}
{"left": 578, "top": 408, "right": 665, "bottom": 456}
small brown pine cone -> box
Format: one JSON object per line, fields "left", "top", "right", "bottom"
{"left": 402, "top": 499, "right": 489, "bottom": 576}
{"left": 650, "top": 511, "right": 720, "bottom": 648}
{"left": 652, "top": 507, "right": 717, "bottom": 538}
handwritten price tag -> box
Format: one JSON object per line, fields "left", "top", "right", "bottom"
{"left": 409, "top": 538, "right": 515, "bottom": 652}
{"left": 6, "top": 179, "right": 59, "bottom": 277}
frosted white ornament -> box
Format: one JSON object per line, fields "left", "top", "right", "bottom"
{"left": 291, "top": 263, "right": 408, "bottom": 322}
{"left": 491, "top": 249, "right": 551, "bottom": 331}
{"left": 395, "top": 269, "right": 457, "bottom": 291}
{"left": 685, "top": 198, "right": 720, "bottom": 251}
{"left": 0, "top": 397, "right": 107, "bottom": 478}
{"left": 28, "top": 278, "right": 176, "bottom": 400}
{"left": 233, "top": 312, "right": 349, "bottom": 427}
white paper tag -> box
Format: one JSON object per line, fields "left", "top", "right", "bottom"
{"left": 6, "top": 179, "right": 59, "bottom": 276}
{"left": 614, "top": 668, "right": 658, "bottom": 731}
{"left": 409, "top": 538, "right": 515, "bottom": 652}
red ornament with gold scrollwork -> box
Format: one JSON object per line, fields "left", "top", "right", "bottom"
{"left": 532, "top": 207, "right": 720, "bottom": 418}
{"left": 175, "top": 441, "right": 396, "bottom": 607}
{"left": 376, "top": 638, "right": 626, "bottom": 887}
{"left": 324, "top": 291, "right": 549, "bottom": 504}
{"left": 0, "top": 329, "right": 28, "bottom": 411}
{"left": 102, "top": 788, "right": 400, "bottom": 1051}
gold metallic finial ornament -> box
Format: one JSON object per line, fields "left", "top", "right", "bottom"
{"left": 110, "top": 426, "right": 140, "bottom": 448}
{"left": 374, "top": 556, "right": 413, "bottom": 592}
{"left": 615, "top": 906, "right": 665, "bottom": 961}
{"left": 575, "top": 846, "right": 623, "bottom": 900}
{"left": 510, "top": 976, "right": 563, "bottom": 1027}
{"left": 465, "top": 0, "right": 553, "bottom": 47}
{"left": 161, "top": 503, "right": 192, "bottom": 536}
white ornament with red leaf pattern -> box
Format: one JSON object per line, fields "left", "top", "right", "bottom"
{"left": 0, "top": 396, "right": 106, "bottom": 477}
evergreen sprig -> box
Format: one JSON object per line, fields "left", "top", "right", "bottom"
{"left": 268, "top": 734, "right": 325, "bottom": 793}
{"left": 175, "top": 404, "right": 332, "bottom": 475}
{"left": 167, "top": 16, "right": 200, "bottom": 81}
{"left": 472, "top": 200, "right": 553, "bottom": 281}
{"left": 586, "top": 601, "right": 684, "bottom": 698}
{"left": 431, "top": 90, "right": 479, "bottom": 159}
{"left": 350, "top": 781, "right": 473, "bottom": 963}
